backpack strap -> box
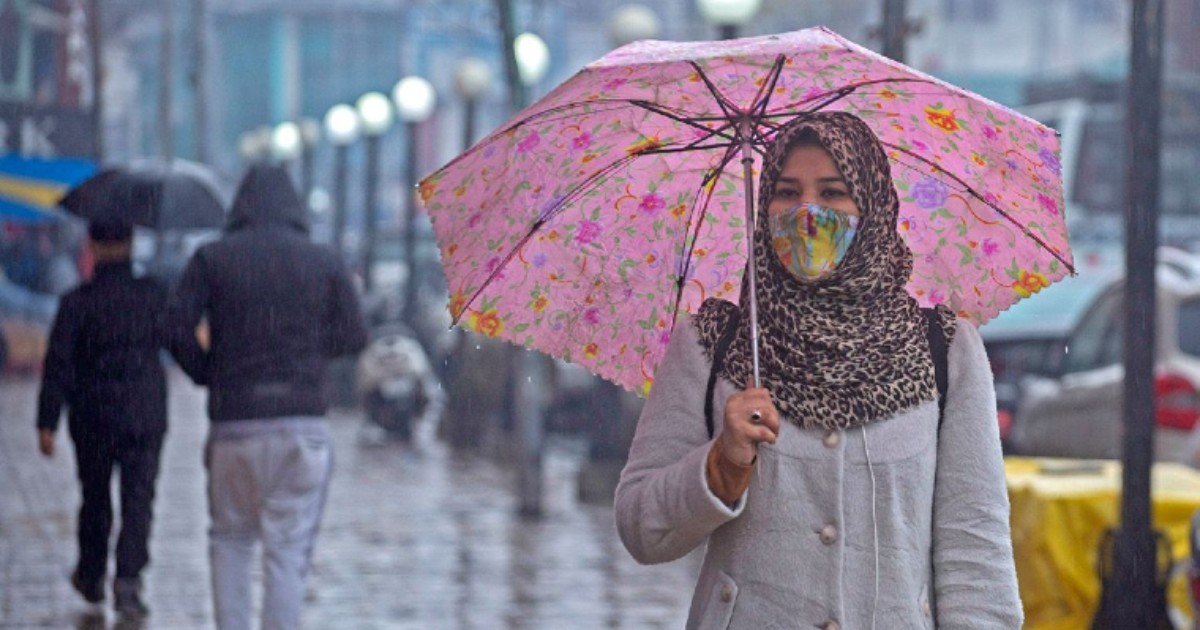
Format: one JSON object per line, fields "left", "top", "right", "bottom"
{"left": 923, "top": 307, "right": 949, "bottom": 428}
{"left": 704, "top": 312, "right": 741, "bottom": 440}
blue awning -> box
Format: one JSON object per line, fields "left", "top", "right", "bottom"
{"left": 0, "top": 154, "right": 97, "bottom": 223}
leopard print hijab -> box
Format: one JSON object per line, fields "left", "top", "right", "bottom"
{"left": 694, "top": 112, "right": 956, "bottom": 431}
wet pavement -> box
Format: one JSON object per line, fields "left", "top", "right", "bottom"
{"left": 0, "top": 370, "right": 698, "bottom": 629}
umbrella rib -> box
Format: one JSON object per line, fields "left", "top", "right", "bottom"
{"left": 498, "top": 99, "right": 635, "bottom": 128}
{"left": 428, "top": 99, "right": 646, "bottom": 179}
{"left": 492, "top": 75, "right": 937, "bottom": 137}
{"left": 765, "top": 77, "right": 952, "bottom": 118}
{"left": 673, "top": 147, "right": 739, "bottom": 335}
{"left": 677, "top": 140, "right": 744, "bottom": 292}
{"left": 626, "top": 101, "right": 768, "bottom": 159}
{"left": 704, "top": 142, "right": 744, "bottom": 188}
{"left": 748, "top": 56, "right": 787, "bottom": 125}
{"left": 451, "top": 153, "right": 645, "bottom": 325}
{"left": 687, "top": 55, "right": 786, "bottom": 151}
{"left": 879, "top": 140, "right": 1076, "bottom": 273}
{"left": 641, "top": 142, "right": 736, "bottom": 156}
{"left": 551, "top": 153, "right": 649, "bottom": 217}
{"left": 662, "top": 122, "right": 763, "bottom": 157}
{"left": 801, "top": 86, "right": 859, "bottom": 114}
{"left": 629, "top": 100, "right": 737, "bottom": 144}
{"left": 454, "top": 145, "right": 745, "bottom": 328}
{"left": 718, "top": 55, "right": 787, "bottom": 151}
{"left": 688, "top": 61, "right": 743, "bottom": 120}
{"left": 744, "top": 55, "right": 786, "bottom": 123}
{"left": 766, "top": 74, "right": 1074, "bottom": 275}
{"left": 457, "top": 139, "right": 749, "bottom": 325}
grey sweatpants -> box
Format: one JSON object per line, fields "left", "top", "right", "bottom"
{"left": 205, "top": 417, "right": 332, "bottom": 630}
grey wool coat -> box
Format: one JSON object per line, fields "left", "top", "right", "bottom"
{"left": 614, "top": 314, "right": 1022, "bottom": 630}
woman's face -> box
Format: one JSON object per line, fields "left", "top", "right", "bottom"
{"left": 767, "top": 144, "right": 860, "bottom": 218}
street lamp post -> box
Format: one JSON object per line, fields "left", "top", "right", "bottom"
{"left": 392, "top": 76, "right": 437, "bottom": 324}
{"left": 253, "top": 126, "right": 273, "bottom": 162}
{"left": 271, "top": 122, "right": 302, "bottom": 188}
{"left": 610, "top": 4, "right": 661, "bottom": 47}
{"left": 299, "top": 117, "right": 320, "bottom": 212}
{"left": 454, "top": 57, "right": 493, "bottom": 152}
{"left": 575, "top": 4, "right": 663, "bottom": 506}
{"left": 496, "top": 0, "right": 523, "bottom": 113}
{"left": 356, "top": 91, "right": 394, "bottom": 292}
{"left": 514, "top": 32, "right": 550, "bottom": 99}
{"left": 1101, "top": 0, "right": 1165, "bottom": 626}
{"left": 269, "top": 123, "right": 305, "bottom": 240}
{"left": 881, "top": 0, "right": 909, "bottom": 63}
{"left": 440, "top": 58, "right": 494, "bottom": 450}
{"left": 324, "top": 103, "right": 360, "bottom": 256}
{"left": 697, "top": 0, "right": 762, "bottom": 40}
{"left": 511, "top": 29, "right": 552, "bottom": 519}
{"left": 237, "top": 129, "right": 270, "bottom": 165}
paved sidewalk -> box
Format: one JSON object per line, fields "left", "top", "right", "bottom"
{"left": 1, "top": 370, "right": 697, "bottom": 629}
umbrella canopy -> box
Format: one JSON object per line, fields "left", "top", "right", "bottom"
{"left": 420, "top": 26, "right": 1073, "bottom": 394}
{"left": 59, "top": 158, "right": 227, "bottom": 230}
{"left": 0, "top": 155, "right": 97, "bottom": 223}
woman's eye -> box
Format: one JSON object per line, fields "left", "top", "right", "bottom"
{"left": 776, "top": 189, "right": 798, "bottom": 198}
{"left": 822, "top": 189, "right": 848, "bottom": 198}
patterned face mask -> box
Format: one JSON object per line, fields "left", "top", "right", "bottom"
{"left": 768, "top": 202, "right": 860, "bottom": 280}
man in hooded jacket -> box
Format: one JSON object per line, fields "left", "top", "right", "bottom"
{"left": 167, "top": 165, "right": 367, "bottom": 630}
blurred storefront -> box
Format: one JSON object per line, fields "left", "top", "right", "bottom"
{"left": 0, "top": 0, "right": 99, "bottom": 373}
{"left": 900, "top": 0, "right": 1200, "bottom": 246}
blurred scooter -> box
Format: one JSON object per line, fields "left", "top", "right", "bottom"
{"left": 356, "top": 324, "right": 443, "bottom": 444}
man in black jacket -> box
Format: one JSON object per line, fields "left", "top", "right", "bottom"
{"left": 36, "top": 219, "right": 166, "bottom": 617}
{"left": 167, "top": 164, "right": 367, "bottom": 630}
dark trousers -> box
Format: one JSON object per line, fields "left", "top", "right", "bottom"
{"left": 72, "top": 431, "right": 164, "bottom": 583}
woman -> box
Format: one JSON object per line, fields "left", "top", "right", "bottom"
{"left": 614, "top": 112, "right": 1021, "bottom": 629}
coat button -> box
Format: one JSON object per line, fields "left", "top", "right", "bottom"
{"left": 819, "top": 524, "right": 838, "bottom": 545}
{"left": 720, "top": 586, "right": 734, "bottom": 602}
{"left": 823, "top": 430, "right": 839, "bottom": 448}
{"left": 817, "top": 621, "right": 840, "bottom": 630}
{"left": 921, "top": 598, "right": 931, "bottom": 616}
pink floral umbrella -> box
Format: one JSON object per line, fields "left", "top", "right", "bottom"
{"left": 420, "top": 26, "right": 1073, "bottom": 394}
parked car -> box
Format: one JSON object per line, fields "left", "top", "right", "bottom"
{"left": 980, "top": 269, "right": 1112, "bottom": 450}
{"left": 997, "top": 250, "right": 1200, "bottom": 464}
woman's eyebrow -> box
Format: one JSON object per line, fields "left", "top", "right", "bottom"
{"left": 777, "top": 175, "right": 845, "bottom": 185}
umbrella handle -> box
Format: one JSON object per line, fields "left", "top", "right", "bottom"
{"left": 738, "top": 121, "right": 762, "bottom": 389}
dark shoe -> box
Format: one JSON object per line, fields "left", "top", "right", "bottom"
{"left": 113, "top": 578, "right": 149, "bottom": 618}
{"left": 71, "top": 570, "right": 105, "bottom": 604}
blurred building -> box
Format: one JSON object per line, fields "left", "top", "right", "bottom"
{"left": 88, "top": 0, "right": 1200, "bottom": 242}
{"left": 204, "top": 0, "right": 700, "bottom": 176}
{"left": 97, "top": 0, "right": 887, "bottom": 172}
{"left": 0, "top": 0, "right": 97, "bottom": 255}
{"left": 0, "top": 0, "right": 100, "bottom": 373}
{"left": 909, "top": 0, "right": 1129, "bottom": 104}
{"left": 0, "top": 0, "right": 98, "bottom": 158}
{"left": 890, "top": 0, "right": 1200, "bottom": 242}
{"left": 99, "top": 1, "right": 721, "bottom": 244}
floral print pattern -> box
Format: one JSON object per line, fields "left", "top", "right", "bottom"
{"left": 420, "top": 27, "right": 1072, "bottom": 392}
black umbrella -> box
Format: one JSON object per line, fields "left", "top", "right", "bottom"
{"left": 58, "top": 159, "right": 227, "bottom": 230}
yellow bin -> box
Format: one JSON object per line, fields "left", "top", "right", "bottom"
{"left": 1006, "top": 457, "right": 1200, "bottom": 629}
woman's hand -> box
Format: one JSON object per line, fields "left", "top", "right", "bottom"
{"left": 718, "top": 378, "right": 781, "bottom": 466}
